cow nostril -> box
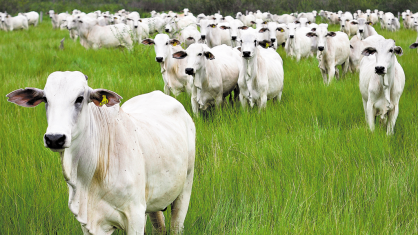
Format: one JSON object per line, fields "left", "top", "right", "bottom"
{"left": 318, "top": 46, "right": 324, "bottom": 51}
{"left": 290, "top": 35, "right": 294, "bottom": 39}
{"left": 201, "top": 35, "right": 206, "bottom": 40}
{"left": 243, "top": 51, "right": 251, "bottom": 57}
{"left": 44, "top": 134, "right": 66, "bottom": 149}
{"left": 359, "top": 29, "right": 363, "bottom": 33}
{"left": 185, "top": 68, "right": 194, "bottom": 75}
{"left": 271, "top": 38, "right": 276, "bottom": 42}
{"left": 156, "top": 57, "right": 163, "bottom": 62}
{"left": 134, "top": 26, "right": 138, "bottom": 28}
{"left": 232, "top": 36, "right": 237, "bottom": 40}
{"left": 165, "top": 29, "right": 169, "bottom": 32}
{"left": 375, "top": 66, "right": 385, "bottom": 73}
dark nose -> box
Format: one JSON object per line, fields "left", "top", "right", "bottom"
{"left": 232, "top": 36, "right": 237, "bottom": 40}
{"left": 44, "top": 134, "right": 66, "bottom": 149}
{"left": 243, "top": 51, "right": 251, "bottom": 57}
{"left": 375, "top": 66, "right": 385, "bottom": 74}
{"left": 341, "top": 25, "right": 345, "bottom": 27}
{"left": 156, "top": 57, "right": 163, "bottom": 62}
{"left": 134, "top": 25, "right": 138, "bottom": 28}
{"left": 359, "top": 29, "right": 363, "bottom": 33}
{"left": 290, "top": 35, "right": 294, "bottom": 39}
{"left": 185, "top": 68, "right": 194, "bottom": 75}
{"left": 271, "top": 38, "right": 276, "bottom": 42}
{"left": 318, "top": 46, "right": 324, "bottom": 51}
{"left": 201, "top": 35, "right": 206, "bottom": 40}
{"left": 165, "top": 29, "right": 169, "bottom": 32}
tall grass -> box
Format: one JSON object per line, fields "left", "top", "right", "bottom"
{"left": 0, "top": 19, "right": 417, "bottom": 234}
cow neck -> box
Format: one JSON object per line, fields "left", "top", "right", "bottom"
{"left": 60, "top": 102, "right": 120, "bottom": 226}
{"left": 380, "top": 57, "right": 397, "bottom": 105}
{"left": 165, "top": 46, "right": 178, "bottom": 75}
{"left": 244, "top": 47, "right": 259, "bottom": 90}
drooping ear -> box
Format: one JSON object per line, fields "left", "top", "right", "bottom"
{"left": 294, "top": 20, "right": 300, "bottom": 24}
{"left": 208, "top": 24, "right": 217, "bottom": 28}
{"left": 219, "top": 25, "right": 230, "bottom": 30}
{"left": 306, "top": 32, "right": 317, "bottom": 37}
{"left": 238, "top": 26, "right": 249, "bottom": 30}
{"left": 263, "top": 21, "right": 268, "bottom": 24}
{"left": 6, "top": 88, "right": 45, "bottom": 108}
{"left": 326, "top": 32, "right": 336, "bottom": 37}
{"left": 204, "top": 51, "right": 215, "bottom": 60}
{"left": 141, "top": 38, "right": 155, "bottom": 45}
{"left": 311, "top": 27, "right": 316, "bottom": 31}
{"left": 350, "top": 21, "right": 358, "bottom": 25}
{"left": 90, "top": 89, "right": 122, "bottom": 107}
{"left": 172, "top": 51, "right": 188, "bottom": 59}
{"left": 236, "top": 47, "right": 241, "bottom": 52}
{"left": 169, "top": 39, "right": 181, "bottom": 46}
{"left": 361, "top": 47, "right": 377, "bottom": 56}
{"left": 276, "top": 27, "right": 285, "bottom": 32}
{"left": 308, "top": 21, "right": 311, "bottom": 24}
{"left": 350, "top": 45, "right": 353, "bottom": 49}
{"left": 250, "top": 21, "right": 256, "bottom": 24}
{"left": 259, "top": 40, "right": 272, "bottom": 48}
{"left": 410, "top": 43, "right": 418, "bottom": 49}
{"left": 78, "top": 20, "right": 83, "bottom": 23}
{"left": 394, "top": 46, "right": 403, "bottom": 56}
{"left": 367, "top": 21, "right": 373, "bottom": 25}
{"left": 259, "top": 28, "right": 269, "bottom": 33}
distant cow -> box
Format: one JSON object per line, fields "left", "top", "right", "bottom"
{"left": 7, "top": 71, "right": 196, "bottom": 235}
{"left": 284, "top": 22, "right": 312, "bottom": 61}
{"left": 1, "top": 14, "right": 28, "bottom": 31}
{"left": 360, "top": 38, "right": 405, "bottom": 135}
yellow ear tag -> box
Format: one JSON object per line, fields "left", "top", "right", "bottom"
{"left": 266, "top": 43, "right": 269, "bottom": 47}
{"left": 212, "top": 25, "right": 216, "bottom": 28}
{"left": 281, "top": 29, "right": 284, "bottom": 32}
{"left": 99, "top": 95, "right": 108, "bottom": 106}
{"left": 173, "top": 42, "right": 177, "bottom": 46}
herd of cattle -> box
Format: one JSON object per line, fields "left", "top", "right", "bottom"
{"left": 4, "top": 7, "right": 418, "bottom": 235}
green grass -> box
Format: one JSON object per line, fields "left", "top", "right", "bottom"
{"left": 1, "top": 19, "right": 418, "bottom": 234}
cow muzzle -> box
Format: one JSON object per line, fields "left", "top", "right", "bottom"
{"left": 375, "top": 66, "right": 385, "bottom": 75}
{"left": 44, "top": 134, "right": 66, "bottom": 151}
{"left": 156, "top": 57, "right": 163, "bottom": 62}
{"left": 232, "top": 36, "right": 237, "bottom": 40}
{"left": 242, "top": 51, "right": 251, "bottom": 58}
{"left": 359, "top": 29, "right": 364, "bottom": 33}
{"left": 318, "top": 46, "right": 324, "bottom": 51}
{"left": 134, "top": 25, "right": 138, "bottom": 28}
{"left": 289, "top": 35, "right": 294, "bottom": 39}
{"left": 165, "top": 29, "right": 170, "bottom": 32}
{"left": 271, "top": 38, "right": 276, "bottom": 42}
{"left": 201, "top": 35, "right": 206, "bottom": 40}
{"left": 185, "top": 68, "right": 194, "bottom": 75}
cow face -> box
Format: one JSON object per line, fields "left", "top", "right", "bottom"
{"left": 240, "top": 29, "right": 259, "bottom": 58}
{"left": 362, "top": 39, "right": 403, "bottom": 75}
{"left": 306, "top": 25, "right": 335, "bottom": 52}
{"left": 142, "top": 34, "right": 179, "bottom": 63}
{"left": 172, "top": 43, "right": 214, "bottom": 76}
{"left": 6, "top": 71, "right": 122, "bottom": 152}
{"left": 287, "top": 22, "right": 297, "bottom": 39}
{"left": 199, "top": 19, "right": 211, "bottom": 40}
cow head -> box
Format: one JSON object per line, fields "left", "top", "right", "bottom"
{"left": 240, "top": 29, "right": 261, "bottom": 58}
{"left": 142, "top": 34, "right": 179, "bottom": 63}
{"left": 306, "top": 24, "right": 334, "bottom": 52}
{"left": 361, "top": 39, "right": 403, "bottom": 75}
{"left": 6, "top": 71, "right": 122, "bottom": 152}
{"left": 172, "top": 43, "right": 214, "bottom": 76}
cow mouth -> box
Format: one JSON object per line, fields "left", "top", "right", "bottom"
{"left": 47, "top": 147, "right": 65, "bottom": 152}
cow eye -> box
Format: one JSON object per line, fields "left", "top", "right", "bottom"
{"left": 75, "top": 97, "right": 84, "bottom": 104}
{"left": 198, "top": 53, "right": 202, "bottom": 56}
{"left": 389, "top": 49, "right": 393, "bottom": 53}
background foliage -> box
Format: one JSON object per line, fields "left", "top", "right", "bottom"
{"left": 0, "top": 0, "right": 418, "bottom": 16}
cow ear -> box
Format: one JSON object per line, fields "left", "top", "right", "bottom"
{"left": 410, "top": 43, "right": 418, "bottom": 49}
{"left": 186, "top": 37, "right": 195, "bottom": 42}
{"left": 259, "top": 40, "right": 271, "bottom": 48}
{"left": 6, "top": 88, "right": 45, "bottom": 108}
{"left": 259, "top": 28, "right": 269, "bottom": 33}
{"left": 236, "top": 47, "right": 241, "bottom": 52}
{"left": 204, "top": 51, "right": 215, "bottom": 60}
{"left": 219, "top": 26, "right": 230, "bottom": 30}
{"left": 294, "top": 20, "right": 300, "bottom": 24}
{"left": 311, "top": 28, "right": 316, "bottom": 32}
{"left": 367, "top": 21, "right": 373, "bottom": 25}
{"left": 394, "top": 46, "right": 403, "bottom": 56}
{"left": 169, "top": 39, "right": 180, "bottom": 46}
{"left": 351, "top": 21, "right": 358, "bottom": 25}
{"left": 250, "top": 21, "right": 256, "bottom": 24}
{"left": 326, "top": 32, "right": 336, "bottom": 37}
{"left": 276, "top": 27, "right": 284, "bottom": 32}
{"left": 139, "top": 19, "right": 142, "bottom": 22}
{"left": 172, "top": 51, "right": 188, "bottom": 59}
{"left": 141, "top": 39, "right": 155, "bottom": 45}
{"left": 361, "top": 47, "right": 377, "bottom": 56}
{"left": 90, "top": 89, "right": 122, "bottom": 107}
{"left": 306, "top": 32, "right": 317, "bottom": 37}
{"left": 350, "top": 45, "right": 353, "bottom": 49}
{"left": 239, "top": 26, "right": 249, "bottom": 30}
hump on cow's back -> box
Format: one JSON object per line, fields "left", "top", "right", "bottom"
{"left": 121, "top": 90, "right": 186, "bottom": 115}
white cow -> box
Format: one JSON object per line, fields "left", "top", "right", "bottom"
{"left": 349, "top": 34, "right": 385, "bottom": 72}
{"left": 199, "top": 21, "right": 231, "bottom": 48}
{"left": 7, "top": 71, "right": 195, "bottom": 235}
{"left": 236, "top": 12, "right": 256, "bottom": 26}
{"left": 359, "top": 38, "right": 405, "bottom": 135}
{"left": 179, "top": 25, "right": 201, "bottom": 48}
{"left": 142, "top": 34, "right": 192, "bottom": 96}
{"left": 1, "top": 14, "right": 28, "bottom": 31}
{"left": 126, "top": 18, "right": 149, "bottom": 43}
{"left": 387, "top": 17, "right": 400, "bottom": 31}
{"left": 142, "top": 17, "right": 166, "bottom": 34}
{"left": 76, "top": 17, "right": 132, "bottom": 50}
{"left": 285, "top": 23, "right": 312, "bottom": 61}
{"left": 65, "top": 16, "right": 79, "bottom": 41}
{"left": 356, "top": 19, "right": 378, "bottom": 40}
{"left": 22, "top": 11, "right": 39, "bottom": 26}
{"left": 328, "top": 12, "right": 340, "bottom": 24}
{"left": 306, "top": 24, "right": 350, "bottom": 84}
{"left": 219, "top": 19, "right": 244, "bottom": 47}
{"left": 298, "top": 12, "right": 315, "bottom": 23}
{"left": 172, "top": 44, "right": 241, "bottom": 115}
{"left": 275, "top": 14, "right": 296, "bottom": 24}
{"left": 55, "top": 13, "right": 71, "bottom": 30}
{"left": 368, "top": 13, "right": 379, "bottom": 24}
{"left": 237, "top": 30, "right": 284, "bottom": 110}
{"left": 381, "top": 12, "right": 395, "bottom": 29}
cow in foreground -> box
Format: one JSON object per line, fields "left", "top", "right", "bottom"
{"left": 238, "top": 30, "right": 284, "bottom": 110}
{"left": 172, "top": 44, "right": 241, "bottom": 115}
{"left": 360, "top": 39, "right": 405, "bottom": 135}
{"left": 306, "top": 24, "right": 350, "bottom": 84}
{"left": 6, "top": 71, "right": 196, "bottom": 235}
{"left": 142, "top": 34, "right": 192, "bottom": 96}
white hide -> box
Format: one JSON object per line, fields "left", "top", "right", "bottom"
{"left": 1, "top": 14, "right": 28, "bottom": 31}
{"left": 23, "top": 11, "right": 39, "bottom": 26}
{"left": 349, "top": 34, "right": 385, "bottom": 72}
{"left": 6, "top": 71, "right": 196, "bottom": 235}
{"left": 285, "top": 23, "right": 312, "bottom": 61}
{"left": 359, "top": 38, "right": 405, "bottom": 135}
{"left": 238, "top": 30, "right": 284, "bottom": 110}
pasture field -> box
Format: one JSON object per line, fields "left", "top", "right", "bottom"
{"left": 1, "top": 18, "right": 418, "bottom": 234}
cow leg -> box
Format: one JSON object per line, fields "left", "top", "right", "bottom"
{"left": 191, "top": 86, "right": 199, "bottom": 117}
{"left": 321, "top": 69, "right": 328, "bottom": 84}
{"left": 386, "top": 104, "right": 399, "bottom": 135}
{"left": 149, "top": 211, "right": 166, "bottom": 234}
{"left": 81, "top": 225, "right": 91, "bottom": 235}
{"left": 342, "top": 58, "right": 349, "bottom": 77}
{"left": 328, "top": 66, "right": 335, "bottom": 85}
{"left": 366, "top": 100, "right": 376, "bottom": 132}
{"left": 170, "top": 171, "right": 194, "bottom": 234}
{"left": 232, "top": 86, "right": 240, "bottom": 105}
{"left": 362, "top": 99, "right": 368, "bottom": 122}
{"left": 126, "top": 205, "right": 146, "bottom": 235}
{"left": 259, "top": 95, "right": 268, "bottom": 111}
{"left": 335, "top": 67, "right": 340, "bottom": 80}
{"left": 239, "top": 93, "right": 248, "bottom": 110}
